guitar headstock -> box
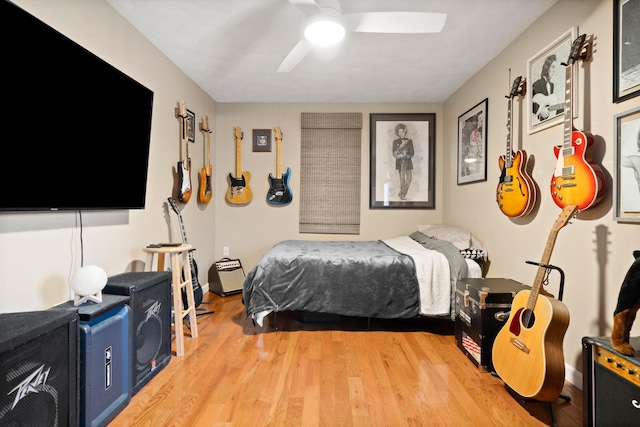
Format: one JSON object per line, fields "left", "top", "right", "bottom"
{"left": 562, "top": 34, "right": 588, "bottom": 66}
{"left": 200, "top": 115, "right": 211, "bottom": 133}
{"left": 167, "top": 196, "right": 180, "bottom": 214}
{"left": 552, "top": 204, "right": 578, "bottom": 231}
{"left": 234, "top": 126, "right": 243, "bottom": 141}
{"left": 180, "top": 100, "right": 186, "bottom": 117}
{"left": 274, "top": 127, "right": 282, "bottom": 142}
{"left": 506, "top": 76, "right": 526, "bottom": 99}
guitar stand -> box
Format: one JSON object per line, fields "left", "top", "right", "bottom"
{"left": 523, "top": 261, "right": 570, "bottom": 427}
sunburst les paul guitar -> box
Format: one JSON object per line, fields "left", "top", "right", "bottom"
{"left": 497, "top": 75, "right": 537, "bottom": 217}
{"left": 225, "top": 126, "right": 253, "bottom": 205}
{"left": 198, "top": 115, "right": 213, "bottom": 204}
{"left": 550, "top": 34, "right": 605, "bottom": 211}
{"left": 267, "top": 127, "right": 293, "bottom": 206}
{"left": 175, "top": 101, "right": 192, "bottom": 203}
{"left": 492, "top": 205, "right": 576, "bottom": 402}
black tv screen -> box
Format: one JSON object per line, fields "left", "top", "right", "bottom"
{"left": 0, "top": 0, "right": 154, "bottom": 211}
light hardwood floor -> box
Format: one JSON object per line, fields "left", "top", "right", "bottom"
{"left": 109, "top": 292, "right": 583, "bottom": 426}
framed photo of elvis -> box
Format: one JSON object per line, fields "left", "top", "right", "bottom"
{"left": 526, "top": 27, "right": 576, "bottom": 134}
{"left": 457, "top": 98, "right": 488, "bottom": 185}
{"left": 613, "top": 105, "right": 640, "bottom": 222}
{"left": 252, "top": 129, "right": 271, "bottom": 152}
{"left": 369, "top": 113, "right": 435, "bottom": 209}
{"left": 613, "top": 0, "right": 640, "bottom": 103}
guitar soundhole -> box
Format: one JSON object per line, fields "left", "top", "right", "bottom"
{"left": 521, "top": 309, "right": 536, "bottom": 328}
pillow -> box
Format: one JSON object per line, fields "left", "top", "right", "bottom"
{"left": 417, "top": 224, "right": 488, "bottom": 254}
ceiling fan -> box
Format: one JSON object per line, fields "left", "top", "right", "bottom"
{"left": 277, "top": 0, "right": 446, "bottom": 72}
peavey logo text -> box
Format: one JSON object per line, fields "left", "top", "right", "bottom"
{"left": 8, "top": 364, "right": 51, "bottom": 410}
{"left": 145, "top": 300, "right": 161, "bottom": 322}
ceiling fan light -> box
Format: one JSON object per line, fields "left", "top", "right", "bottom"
{"left": 304, "top": 16, "right": 345, "bottom": 46}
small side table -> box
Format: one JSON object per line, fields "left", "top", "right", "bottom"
{"left": 143, "top": 244, "right": 198, "bottom": 356}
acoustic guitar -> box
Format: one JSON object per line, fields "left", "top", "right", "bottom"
{"left": 550, "top": 34, "right": 605, "bottom": 211}
{"left": 496, "top": 75, "right": 537, "bottom": 217}
{"left": 267, "top": 127, "right": 293, "bottom": 206}
{"left": 198, "top": 115, "right": 213, "bottom": 205}
{"left": 167, "top": 197, "right": 203, "bottom": 308}
{"left": 225, "top": 126, "right": 253, "bottom": 205}
{"left": 492, "top": 204, "right": 576, "bottom": 402}
{"left": 176, "top": 101, "right": 192, "bottom": 203}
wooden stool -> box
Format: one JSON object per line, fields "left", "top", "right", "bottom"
{"left": 143, "top": 244, "right": 198, "bottom": 357}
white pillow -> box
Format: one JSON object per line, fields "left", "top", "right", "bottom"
{"left": 417, "top": 224, "right": 488, "bottom": 254}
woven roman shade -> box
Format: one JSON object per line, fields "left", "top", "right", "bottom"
{"left": 299, "top": 113, "right": 362, "bottom": 234}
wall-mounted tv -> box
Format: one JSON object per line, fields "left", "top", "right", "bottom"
{"left": 0, "top": 0, "right": 154, "bottom": 211}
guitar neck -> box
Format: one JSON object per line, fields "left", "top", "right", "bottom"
{"left": 505, "top": 96, "right": 513, "bottom": 166}
{"left": 527, "top": 230, "right": 559, "bottom": 310}
{"left": 276, "top": 133, "right": 282, "bottom": 179}
{"left": 561, "top": 63, "right": 574, "bottom": 152}
{"left": 235, "top": 131, "right": 242, "bottom": 177}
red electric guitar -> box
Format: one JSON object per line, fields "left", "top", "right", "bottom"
{"left": 549, "top": 34, "right": 605, "bottom": 211}
{"left": 496, "top": 75, "right": 537, "bottom": 217}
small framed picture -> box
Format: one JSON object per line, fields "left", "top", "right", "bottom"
{"left": 613, "top": 0, "right": 640, "bottom": 103}
{"left": 186, "top": 109, "right": 196, "bottom": 142}
{"left": 369, "top": 113, "right": 435, "bottom": 209}
{"left": 457, "top": 98, "right": 488, "bottom": 185}
{"left": 253, "top": 129, "right": 271, "bottom": 152}
{"left": 526, "top": 27, "right": 576, "bottom": 134}
{"left": 614, "top": 105, "right": 640, "bottom": 222}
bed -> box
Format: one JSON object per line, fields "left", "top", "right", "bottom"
{"left": 242, "top": 225, "right": 488, "bottom": 327}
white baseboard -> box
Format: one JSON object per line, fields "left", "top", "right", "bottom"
{"left": 202, "top": 282, "right": 210, "bottom": 294}
{"left": 566, "top": 363, "right": 583, "bottom": 391}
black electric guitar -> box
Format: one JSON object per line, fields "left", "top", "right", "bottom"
{"left": 267, "top": 127, "right": 293, "bottom": 205}
{"left": 175, "top": 101, "right": 192, "bottom": 203}
{"left": 167, "top": 197, "right": 203, "bottom": 308}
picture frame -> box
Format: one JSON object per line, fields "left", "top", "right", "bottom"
{"left": 252, "top": 129, "right": 271, "bottom": 152}
{"left": 186, "top": 109, "right": 196, "bottom": 143}
{"left": 526, "top": 27, "right": 577, "bottom": 134}
{"left": 369, "top": 113, "right": 435, "bottom": 209}
{"left": 457, "top": 98, "right": 488, "bottom": 185}
{"left": 613, "top": 105, "right": 640, "bottom": 222}
{"left": 613, "top": 0, "right": 640, "bottom": 103}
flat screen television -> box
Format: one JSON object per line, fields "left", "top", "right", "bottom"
{"left": 0, "top": 0, "right": 154, "bottom": 211}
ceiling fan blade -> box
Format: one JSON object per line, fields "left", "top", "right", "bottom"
{"left": 277, "top": 39, "right": 312, "bottom": 72}
{"left": 342, "top": 12, "right": 446, "bottom": 34}
{"left": 287, "top": 0, "right": 322, "bottom": 16}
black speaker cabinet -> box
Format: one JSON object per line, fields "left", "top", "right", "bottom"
{"left": 103, "top": 271, "right": 172, "bottom": 395}
{"left": 0, "top": 309, "right": 79, "bottom": 427}
{"left": 582, "top": 336, "right": 640, "bottom": 426}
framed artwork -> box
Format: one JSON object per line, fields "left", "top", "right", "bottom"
{"left": 614, "top": 0, "right": 640, "bottom": 103}
{"left": 457, "top": 98, "right": 488, "bottom": 185}
{"left": 252, "top": 129, "right": 271, "bottom": 152}
{"left": 186, "top": 109, "right": 196, "bottom": 142}
{"left": 614, "top": 106, "right": 640, "bottom": 222}
{"left": 369, "top": 113, "right": 435, "bottom": 209}
{"left": 526, "top": 27, "right": 577, "bottom": 134}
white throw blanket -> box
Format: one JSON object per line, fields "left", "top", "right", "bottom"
{"left": 383, "top": 236, "right": 451, "bottom": 316}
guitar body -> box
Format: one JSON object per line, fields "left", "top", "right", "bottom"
{"left": 492, "top": 290, "right": 570, "bottom": 401}
{"left": 226, "top": 172, "right": 253, "bottom": 205}
{"left": 550, "top": 129, "right": 604, "bottom": 211}
{"left": 177, "top": 160, "right": 192, "bottom": 203}
{"left": 267, "top": 167, "right": 293, "bottom": 205}
{"left": 497, "top": 150, "right": 536, "bottom": 217}
{"left": 198, "top": 166, "right": 212, "bottom": 204}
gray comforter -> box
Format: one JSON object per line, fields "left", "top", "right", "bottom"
{"left": 242, "top": 234, "right": 468, "bottom": 324}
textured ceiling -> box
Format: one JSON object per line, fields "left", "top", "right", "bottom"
{"left": 106, "top": 0, "right": 558, "bottom": 103}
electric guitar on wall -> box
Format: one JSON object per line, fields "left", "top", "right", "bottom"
{"left": 491, "top": 204, "right": 576, "bottom": 402}
{"left": 225, "top": 126, "right": 253, "bottom": 205}
{"left": 496, "top": 75, "right": 537, "bottom": 217}
{"left": 550, "top": 34, "right": 605, "bottom": 211}
{"left": 167, "top": 197, "right": 203, "bottom": 308}
{"left": 176, "top": 101, "right": 192, "bottom": 203}
{"left": 267, "top": 127, "right": 293, "bottom": 206}
{"left": 198, "top": 115, "right": 213, "bottom": 205}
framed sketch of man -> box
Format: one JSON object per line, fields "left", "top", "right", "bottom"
{"left": 527, "top": 27, "right": 576, "bottom": 134}
{"left": 614, "top": 106, "right": 640, "bottom": 222}
{"left": 369, "top": 113, "right": 435, "bottom": 209}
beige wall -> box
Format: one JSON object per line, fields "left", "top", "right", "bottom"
{"left": 1, "top": 0, "right": 639, "bottom": 387}
{"left": 443, "top": 0, "right": 640, "bottom": 383}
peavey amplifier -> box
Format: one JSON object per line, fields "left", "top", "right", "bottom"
{"left": 209, "top": 258, "right": 245, "bottom": 297}
{"left": 582, "top": 336, "right": 640, "bottom": 426}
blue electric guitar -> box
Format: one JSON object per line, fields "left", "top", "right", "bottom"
{"left": 267, "top": 127, "right": 293, "bottom": 206}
